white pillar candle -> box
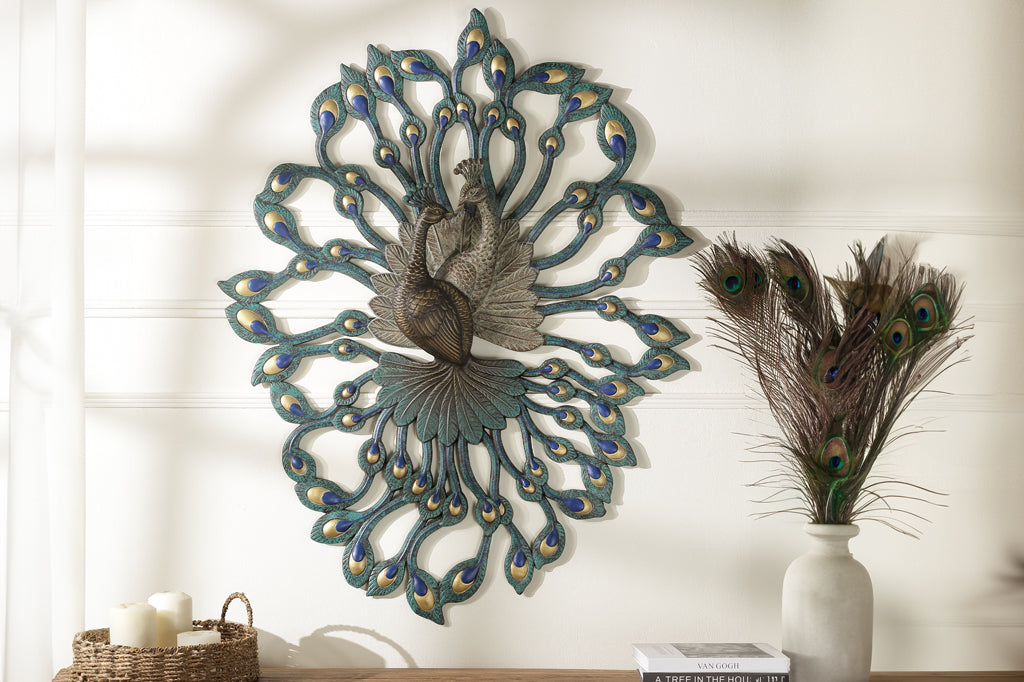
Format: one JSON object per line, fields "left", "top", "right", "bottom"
{"left": 147, "top": 591, "right": 193, "bottom": 647}
{"left": 109, "top": 603, "right": 158, "bottom": 648}
{"left": 177, "top": 630, "right": 221, "bottom": 646}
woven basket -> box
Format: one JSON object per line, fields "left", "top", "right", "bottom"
{"left": 62, "top": 592, "right": 259, "bottom": 682}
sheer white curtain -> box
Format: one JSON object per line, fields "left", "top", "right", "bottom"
{"left": 2, "top": 1, "right": 87, "bottom": 679}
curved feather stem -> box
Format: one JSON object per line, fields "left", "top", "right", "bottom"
{"left": 509, "top": 151, "right": 555, "bottom": 221}
{"left": 495, "top": 131, "right": 527, "bottom": 216}
{"left": 531, "top": 231, "right": 590, "bottom": 270}
{"left": 455, "top": 437, "right": 490, "bottom": 503}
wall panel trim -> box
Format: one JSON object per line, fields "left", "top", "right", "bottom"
{"left": 83, "top": 298, "right": 1010, "bottom": 322}
{"left": 74, "top": 391, "right": 1020, "bottom": 414}
{"left": 3, "top": 209, "right": 1023, "bottom": 237}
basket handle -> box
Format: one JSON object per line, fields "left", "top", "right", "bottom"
{"left": 219, "top": 592, "right": 254, "bottom": 628}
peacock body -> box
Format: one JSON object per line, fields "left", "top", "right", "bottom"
{"left": 386, "top": 196, "right": 471, "bottom": 365}
{"left": 220, "top": 9, "right": 692, "bottom": 622}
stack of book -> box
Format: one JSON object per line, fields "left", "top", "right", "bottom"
{"left": 631, "top": 642, "right": 791, "bottom": 682}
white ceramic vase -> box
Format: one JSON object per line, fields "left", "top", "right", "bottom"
{"left": 781, "top": 523, "right": 873, "bottom": 682}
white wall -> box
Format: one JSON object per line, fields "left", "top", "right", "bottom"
{"left": 9, "top": 0, "right": 1024, "bottom": 673}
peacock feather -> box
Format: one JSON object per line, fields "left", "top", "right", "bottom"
{"left": 219, "top": 9, "right": 692, "bottom": 623}
{"left": 693, "top": 236, "right": 971, "bottom": 534}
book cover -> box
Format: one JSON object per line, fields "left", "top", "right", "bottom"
{"left": 632, "top": 642, "right": 790, "bottom": 673}
{"left": 638, "top": 673, "right": 789, "bottom": 682}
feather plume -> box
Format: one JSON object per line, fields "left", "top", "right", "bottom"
{"left": 403, "top": 183, "right": 441, "bottom": 209}
{"left": 693, "top": 235, "right": 972, "bottom": 534}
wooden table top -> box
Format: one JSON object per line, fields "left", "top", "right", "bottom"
{"left": 55, "top": 667, "right": 1024, "bottom": 681}
{"left": 259, "top": 670, "right": 1024, "bottom": 681}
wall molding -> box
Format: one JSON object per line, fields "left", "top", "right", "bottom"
{"left": 12, "top": 390, "right": 1006, "bottom": 414}
{"left": 7, "top": 207, "right": 1016, "bottom": 320}
{"left": 2, "top": 209, "right": 1023, "bottom": 237}
{"left": 83, "top": 297, "right": 1008, "bottom": 324}
{"left": 5, "top": 207, "right": 1005, "bottom": 418}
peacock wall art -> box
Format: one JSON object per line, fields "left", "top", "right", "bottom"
{"left": 219, "top": 9, "right": 693, "bottom": 623}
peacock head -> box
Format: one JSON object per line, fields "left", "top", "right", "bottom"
{"left": 454, "top": 158, "right": 487, "bottom": 207}
{"left": 419, "top": 202, "right": 451, "bottom": 225}
{"left": 403, "top": 185, "right": 451, "bottom": 224}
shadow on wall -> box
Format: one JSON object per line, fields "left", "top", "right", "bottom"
{"left": 257, "top": 625, "right": 418, "bottom": 668}
{"left": 991, "top": 549, "right": 1024, "bottom": 668}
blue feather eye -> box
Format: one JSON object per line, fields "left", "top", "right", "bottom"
{"left": 774, "top": 253, "right": 812, "bottom": 305}
{"left": 720, "top": 266, "right": 744, "bottom": 295}
{"left": 911, "top": 292, "right": 939, "bottom": 331}
{"left": 882, "top": 318, "right": 913, "bottom": 358}
{"left": 813, "top": 347, "right": 844, "bottom": 387}
{"left": 819, "top": 436, "right": 850, "bottom": 476}
{"left": 823, "top": 361, "right": 839, "bottom": 383}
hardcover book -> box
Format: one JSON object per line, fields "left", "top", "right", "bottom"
{"left": 632, "top": 642, "right": 790, "bottom": 673}
{"left": 638, "top": 673, "right": 789, "bottom": 682}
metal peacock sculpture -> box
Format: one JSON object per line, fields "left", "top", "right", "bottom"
{"left": 220, "top": 9, "right": 692, "bottom": 623}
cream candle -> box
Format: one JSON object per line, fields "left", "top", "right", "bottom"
{"left": 177, "top": 630, "right": 221, "bottom": 646}
{"left": 109, "top": 603, "right": 157, "bottom": 648}
{"left": 147, "top": 591, "right": 193, "bottom": 648}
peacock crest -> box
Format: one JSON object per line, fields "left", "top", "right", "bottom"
{"left": 219, "top": 9, "right": 693, "bottom": 623}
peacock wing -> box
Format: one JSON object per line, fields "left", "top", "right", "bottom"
{"left": 380, "top": 221, "right": 415, "bottom": 276}
{"left": 368, "top": 317, "right": 417, "bottom": 348}
{"left": 426, "top": 223, "right": 445, "bottom": 275}
{"left": 431, "top": 210, "right": 479, "bottom": 273}
{"left": 472, "top": 229, "right": 543, "bottom": 351}
{"left": 426, "top": 213, "right": 473, "bottom": 276}
{"left": 405, "top": 286, "right": 471, "bottom": 365}
{"left": 383, "top": 244, "right": 408, "bottom": 277}
{"left": 432, "top": 209, "right": 481, "bottom": 274}
{"left": 370, "top": 271, "right": 400, "bottom": 296}
{"left": 370, "top": 270, "right": 417, "bottom": 348}
{"left": 436, "top": 257, "right": 479, "bottom": 304}
{"left": 397, "top": 220, "right": 415, "bottom": 251}
{"left": 368, "top": 292, "right": 416, "bottom": 348}
{"left": 473, "top": 315, "right": 543, "bottom": 351}
{"left": 491, "top": 218, "right": 526, "bottom": 270}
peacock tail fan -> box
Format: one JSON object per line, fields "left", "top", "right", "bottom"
{"left": 374, "top": 354, "right": 525, "bottom": 446}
